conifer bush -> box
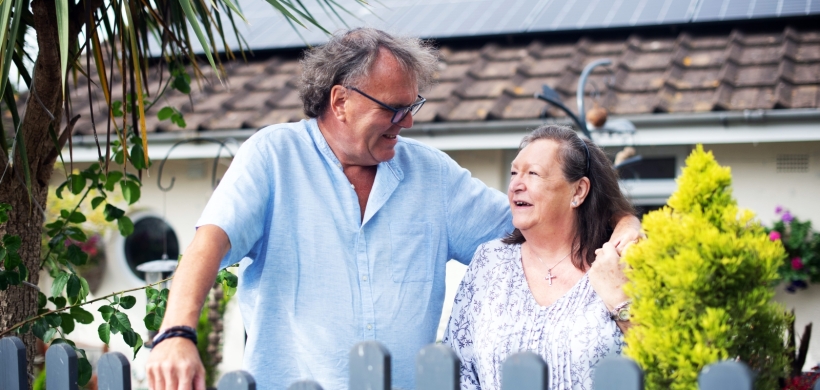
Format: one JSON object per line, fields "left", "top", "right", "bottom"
{"left": 622, "top": 145, "right": 789, "bottom": 390}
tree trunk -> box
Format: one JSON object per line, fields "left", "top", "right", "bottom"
{"left": 0, "top": 0, "right": 64, "bottom": 384}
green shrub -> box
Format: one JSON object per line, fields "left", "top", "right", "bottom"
{"left": 622, "top": 145, "right": 789, "bottom": 390}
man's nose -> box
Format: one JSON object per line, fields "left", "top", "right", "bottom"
{"left": 397, "top": 111, "right": 414, "bottom": 129}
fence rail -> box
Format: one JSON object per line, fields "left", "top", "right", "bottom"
{"left": 1, "top": 336, "right": 818, "bottom": 390}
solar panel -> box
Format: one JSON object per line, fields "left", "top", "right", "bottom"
{"left": 161, "top": 0, "right": 820, "bottom": 55}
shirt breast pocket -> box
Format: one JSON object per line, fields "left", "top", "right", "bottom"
{"left": 389, "top": 223, "right": 433, "bottom": 283}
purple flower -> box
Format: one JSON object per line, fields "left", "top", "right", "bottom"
{"left": 782, "top": 211, "right": 794, "bottom": 223}
{"left": 791, "top": 257, "right": 804, "bottom": 270}
{"left": 769, "top": 231, "right": 781, "bottom": 241}
{"left": 775, "top": 205, "right": 783, "bottom": 214}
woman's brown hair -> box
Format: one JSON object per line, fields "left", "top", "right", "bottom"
{"left": 502, "top": 124, "right": 635, "bottom": 270}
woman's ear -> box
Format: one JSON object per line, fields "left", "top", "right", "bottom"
{"left": 329, "top": 85, "right": 348, "bottom": 122}
{"left": 572, "top": 177, "right": 591, "bottom": 208}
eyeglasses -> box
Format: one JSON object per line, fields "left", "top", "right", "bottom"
{"left": 347, "top": 86, "right": 426, "bottom": 124}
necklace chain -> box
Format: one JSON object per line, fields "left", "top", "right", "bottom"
{"left": 529, "top": 245, "right": 571, "bottom": 286}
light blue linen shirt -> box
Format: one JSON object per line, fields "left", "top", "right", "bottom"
{"left": 197, "top": 118, "right": 512, "bottom": 389}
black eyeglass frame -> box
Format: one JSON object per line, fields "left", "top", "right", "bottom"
{"left": 347, "top": 86, "right": 426, "bottom": 124}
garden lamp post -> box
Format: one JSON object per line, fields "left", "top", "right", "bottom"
{"left": 535, "top": 59, "right": 642, "bottom": 171}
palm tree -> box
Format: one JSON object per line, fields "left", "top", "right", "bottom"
{"left": 0, "top": 0, "right": 361, "bottom": 385}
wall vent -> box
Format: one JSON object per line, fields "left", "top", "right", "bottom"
{"left": 776, "top": 154, "right": 809, "bottom": 173}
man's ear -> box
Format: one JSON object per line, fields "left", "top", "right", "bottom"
{"left": 329, "top": 85, "right": 348, "bottom": 122}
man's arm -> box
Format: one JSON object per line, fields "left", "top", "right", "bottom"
{"left": 609, "top": 213, "right": 643, "bottom": 254}
{"left": 146, "top": 224, "right": 230, "bottom": 390}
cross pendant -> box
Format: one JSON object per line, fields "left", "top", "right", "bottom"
{"left": 545, "top": 270, "right": 556, "bottom": 286}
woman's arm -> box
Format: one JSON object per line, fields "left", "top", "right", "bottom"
{"left": 588, "top": 242, "right": 633, "bottom": 335}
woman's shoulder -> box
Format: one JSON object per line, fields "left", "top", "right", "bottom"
{"left": 470, "top": 239, "right": 519, "bottom": 269}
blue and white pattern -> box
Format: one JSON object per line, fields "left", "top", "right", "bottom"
{"left": 443, "top": 239, "right": 624, "bottom": 390}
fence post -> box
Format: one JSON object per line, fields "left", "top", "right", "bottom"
{"left": 97, "top": 352, "right": 130, "bottom": 390}
{"left": 698, "top": 361, "right": 753, "bottom": 390}
{"left": 287, "top": 380, "right": 323, "bottom": 390}
{"left": 593, "top": 355, "right": 643, "bottom": 390}
{"left": 416, "top": 344, "right": 459, "bottom": 390}
{"left": 349, "top": 341, "right": 390, "bottom": 390}
{"left": 217, "top": 371, "right": 256, "bottom": 390}
{"left": 501, "top": 351, "right": 548, "bottom": 390}
{"left": 0, "top": 337, "right": 27, "bottom": 390}
{"left": 46, "top": 343, "right": 78, "bottom": 390}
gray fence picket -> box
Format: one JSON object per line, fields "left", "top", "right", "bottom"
{"left": 416, "top": 344, "right": 459, "bottom": 390}
{"left": 97, "top": 352, "right": 131, "bottom": 390}
{"left": 45, "top": 343, "right": 78, "bottom": 390}
{"left": 815, "top": 375, "right": 820, "bottom": 390}
{"left": 698, "top": 361, "right": 753, "bottom": 390}
{"left": 217, "top": 371, "right": 256, "bottom": 390}
{"left": 349, "top": 341, "right": 390, "bottom": 390}
{"left": 501, "top": 351, "right": 548, "bottom": 390}
{"left": 593, "top": 355, "right": 643, "bottom": 390}
{"left": 287, "top": 380, "right": 324, "bottom": 390}
{"left": 0, "top": 337, "right": 27, "bottom": 390}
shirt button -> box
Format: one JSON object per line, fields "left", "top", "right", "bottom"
{"left": 367, "top": 324, "right": 373, "bottom": 330}
{"left": 362, "top": 275, "right": 368, "bottom": 282}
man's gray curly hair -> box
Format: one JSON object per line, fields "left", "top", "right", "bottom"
{"left": 298, "top": 27, "right": 439, "bottom": 118}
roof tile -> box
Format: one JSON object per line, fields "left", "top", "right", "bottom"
{"left": 738, "top": 46, "right": 784, "bottom": 65}
{"left": 794, "top": 64, "right": 820, "bottom": 84}
{"left": 444, "top": 49, "right": 481, "bottom": 64}
{"left": 472, "top": 61, "right": 519, "bottom": 79}
{"left": 500, "top": 98, "right": 548, "bottom": 120}
{"left": 447, "top": 99, "right": 496, "bottom": 121}
{"left": 796, "top": 44, "right": 820, "bottom": 61}
{"left": 790, "top": 86, "right": 819, "bottom": 108}
{"left": 524, "top": 58, "right": 572, "bottom": 76}
{"left": 624, "top": 51, "right": 673, "bottom": 71}
{"left": 247, "top": 73, "right": 297, "bottom": 91}
{"left": 227, "top": 91, "right": 278, "bottom": 111}
{"left": 618, "top": 71, "right": 666, "bottom": 92}
{"left": 670, "top": 68, "right": 722, "bottom": 90}
{"left": 268, "top": 89, "right": 302, "bottom": 108}
{"left": 681, "top": 49, "right": 727, "bottom": 68}
{"left": 461, "top": 80, "right": 511, "bottom": 99}
{"left": 734, "top": 65, "right": 780, "bottom": 87}
{"left": 247, "top": 108, "right": 306, "bottom": 129}
{"left": 729, "top": 87, "right": 775, "bottom": 109}
{"left": 437, "top": 63, "right": 472, "bottom": 81}
{"left": 535, "top": 44, "right": 576, "bottom": 59}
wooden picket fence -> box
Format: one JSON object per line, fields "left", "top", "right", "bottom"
{"left": 1, "top": 336, "right": 818, "bottom": 390}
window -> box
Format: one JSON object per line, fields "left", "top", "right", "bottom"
{"left": 124, "top": 216, "right": 179, "bottom": 281}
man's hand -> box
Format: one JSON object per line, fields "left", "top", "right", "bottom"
{"left": 146, "top": 337, "right": 205, "bottom": 390}
{"left": 609, "top": 214, "right": 644, "bottom": 255}
{"left": 589, "top": 242, "right": 630, "bottom": 311}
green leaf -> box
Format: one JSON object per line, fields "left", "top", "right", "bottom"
{"left": 16, "top": 263, "right": 27, "bottom": 282}
{"left": 91, "top": 196, "right": 106, "bottom": 210}
{"left": 120, "top": 295, "right": 137, "bottom": 309}
{"left": 4, "top": 251, "right": 20, "bottom": 270}
{"left": 143, "top": 312, "right": 162, "bottom": 331}
{"left": 51, "top": 338, "right": 76, "bottom": 347}
{"left": 177, "top": 0, "right": 219, "bottom": 81}
{"left": 98, "top": 305, "right": 115, "bottom": 321}
{"left": 158, "top": 106, "right": 174, "bottom": 120}
{"left": 70, "top": 307, "right": 94, "bottom": 324}
{"left": 55, "top": 182, "right": 68, "bottom": 199}
{"left": 42, "top": 328, "right": 58, "bottom": 343}
{"left": 78, "top": 356, "right": 92, "bottom": 387}
{"left": 32, "top": 318, "right": 48, "bottom": 340}
{"left": 118, "top": 216, "right": 134, "bottom": 236}
{"left": 60, "top": 313, "right": 75, "bottom": 333}
{"left": 80, "top": 277, "right": 90, "bottom": 301}
{"left": 171, "top": 114, "right": 187, "bottom": 128}
{"left": 66, "top": 274, "right": 81, "bottom": 299}
{"left": 146, "top": 287, "right": 159, "bottom": 301}
{"left": 2, "top": 234, "right": 21, "bottom": 252}
{"left": 130, "top": 144, "right": 146, "bottom": 170}
{"left": 132, "top": 333, "right": 143, "bottom": 357}
{"left": 105, "top": 171, "right": 124, "bottom": 191}
{"left": 70, "top": 174, "right": 86, "bottom": 195}
{"left": 66, "top": 245, "right": 89, "bottom": 266}
{"left": 172, "top": 75, "right": 191, "bottom": 94}
{"left": 49, "top": 296, "right": 67, "bottom": 309}
{"left": 64, "top": 227, "right": 87, "bottom": 242}
{"left": 45, "top": 313, "right": 62, "bottom": 327}
{"left": 114, "top": 150, "right": 124, "bottom": 165}
{"left": 121, "top": 180, "right": 141, "bottom": 205}
{"left": 0, "top": 0, "right": 23, "bottom": 101}
{"left": 112, "top": 100, "right": 123, "bottom": 117}
{"left": 52, "top": 272, "right": 70, "bottom": 297}
{"left": 113, "top": 311, "right": 132, "bottom": 332}
{"left": 5, "top": 270, "right": 19, "bottom": 286}
{"left": 122, "top": 329, "right": 137, "bottom": 347}
{"left": 67, "top": 211, "right": 86, "bottom": 223}
{"left": 112, "top": 294, "right": 120, "bottom": 304}
{"left": 0, "top": 204, "right": 9, "bottom": 223}
{"left": 104, "top": 204, "right": 125, "bottom": 221}
{"left": 38, "top": 292, "right": 47, "bottom": 308}
{"left": 55, "top": 0, "right": 69, "bottom": 100}
{"left": 160, "top": 288, "right": 170, "bottom": 300}
{"left": 98, "top": 323, "right": 111, "bottom": 344}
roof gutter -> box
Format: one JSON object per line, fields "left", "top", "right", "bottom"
{"left": 67, "top": 108, "right": 820, "bottom": 161}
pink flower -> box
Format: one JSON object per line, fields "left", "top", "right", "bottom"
{"left": 769, "top": 231, "right": 781, "bottom": 241}
{"left": 791, "top": 257, "right": 804, "bottom": 270}
{"left": 775, "top": 205, "right": 783, "bottom": 214}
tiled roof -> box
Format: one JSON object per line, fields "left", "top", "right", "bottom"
{"left": 61, "top": 25, "right": 820, "bottom": 135}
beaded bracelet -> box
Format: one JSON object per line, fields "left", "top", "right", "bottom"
{"left": 152, "top": 325, "right": 198, "bottom": 347}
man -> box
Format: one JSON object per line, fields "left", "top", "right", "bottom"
{"left": 146, "top": 28, "right": 641, "bottom": 390}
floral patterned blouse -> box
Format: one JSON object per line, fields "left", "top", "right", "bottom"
{"left": 443, "top": 240, "right": 624, "bottom": 390}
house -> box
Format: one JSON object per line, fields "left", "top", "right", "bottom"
{"left": 55, "top": 0, "right": 820, "bottom": 379}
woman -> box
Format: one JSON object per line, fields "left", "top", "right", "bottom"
{"left": 443, "top": 125, "right": 636, "bottom": 390}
